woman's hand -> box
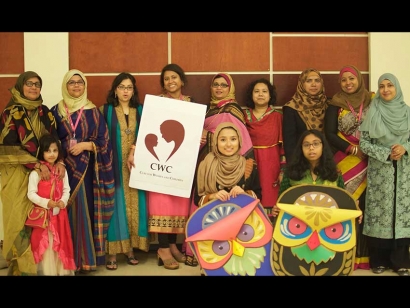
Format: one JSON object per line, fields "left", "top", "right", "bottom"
{"left": 391, "top": 144, "right": 406, "bottom": 161}
{"left": 127, "top": 150, "right": 135, "bottom": 170}
{"left": 356, "top": 147, "right": 367, "bottom": 160}
{"left": 229, "top": 185, "right": 244, "bottom": 198}
{"left": 38, "top": 163, "right": 51, "bottom": 181}
{"left": 69, "top": 141, "right": 92, "bottom": 156}
{"left": 55, "top": 162, "right": 66, "bottom": 180}
{"left": 272, "top": 205, "right": 280, "bottom": 217}
{"left": 213, "top": 190, "right": 231, "bottom": 201}
{"left": 200, "top": 129, "right": 208, "bottom": 145}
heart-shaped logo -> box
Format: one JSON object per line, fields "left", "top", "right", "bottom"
{"left": 144, "top": 133, "right": 159, "bottom": 161}
{"left": 144, "top": 120, "right": 185, "bottom": 162}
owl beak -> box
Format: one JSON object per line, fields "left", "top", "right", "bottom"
{"left": 306, "top": 230, "right": 320, "bottom": 250}
{"left": 232, "top": 240, "right": 245, "bottom": 257}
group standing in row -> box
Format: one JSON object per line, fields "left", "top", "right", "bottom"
{"left": 1, "top": 63, "right": 409, "bottom": 276}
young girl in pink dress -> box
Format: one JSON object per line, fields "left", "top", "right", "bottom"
{"left": 27, "top": 134, "right": 76, "bottom": 275}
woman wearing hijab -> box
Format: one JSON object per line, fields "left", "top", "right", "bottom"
{"left": 51, "top": 69, "right": 115, "bottom": 274}
{"left": 0, "top": 71, "right": 64, "bottom": 275}
{"left": 195, "top": 121, "right": 261, "bottom": 208}
{"left": 359, "top": 73, "right": 410, "bottom": 276}
{"left": 324, "top": 65, "right": 373, "bottom": 270}
{"left": 185, "top": 73, "right": 255, "bottom": 266}
{"left": 282, "top": 68, "right": 329, "bottom": 163}
{"left": 199, "top": 73, "right": 254, "bottom": 163}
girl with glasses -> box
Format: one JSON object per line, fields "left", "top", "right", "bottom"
{"left": 274, "top": 129, "right": 345, "bottom": 218}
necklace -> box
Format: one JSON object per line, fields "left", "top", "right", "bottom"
{"left": 310, "top": 170, "right": 318, "bottom": 184}
{"left": 117, "top": 105, "right": 132, "bottom": 135}
{"left": 124, "top": 113, "right": 132, "bottom": 135}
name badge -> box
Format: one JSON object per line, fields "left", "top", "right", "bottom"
{"left": 69, "top": 138, "right": 77, "bottom": 148}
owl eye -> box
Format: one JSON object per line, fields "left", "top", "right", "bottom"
{"left": 236, "top": 224, "right": 255, "bottom": 242}
{"left": 323, "top": 223, "right": 343, "bottom": 239}
{"left": 288, "top": 217, "right": 308, "bottom": 235}
{"left": 319, "top": 220, "right": 353, "bottom": 244}
{"left": 212, "top": 240, "right": 231, "bottom": 256}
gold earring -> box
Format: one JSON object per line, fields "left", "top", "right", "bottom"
{"left": 115, "top": 93, "right": 117, "bottom": 98}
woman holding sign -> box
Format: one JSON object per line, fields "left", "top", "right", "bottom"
{"left": 128, "top": 64, "right": 196, "bottom": 270}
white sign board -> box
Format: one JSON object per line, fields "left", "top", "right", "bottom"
{"left": 129, "top": 94, "right": 207, "bottom": 198}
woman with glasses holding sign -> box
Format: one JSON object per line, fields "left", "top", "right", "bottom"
{"left": 51, "top": 69, "right": 115, "bottom": 274}
{"left": 0, "top": 71, "right": 65, "bottom": 276}
{"left": 100, "top": 72, "right": 149, "bottom": 271}
{"left": 273, "top": 129, "right": 345, "bottom": 218}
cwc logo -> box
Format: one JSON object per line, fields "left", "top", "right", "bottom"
{"left": 144, "top": 119, "right": 185, "bottom": 163}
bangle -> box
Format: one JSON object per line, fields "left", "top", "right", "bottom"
{"left": 352, "top": 146, "right": 358, "bottom": 156}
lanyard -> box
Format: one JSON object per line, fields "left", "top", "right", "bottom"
{"left": 64, "top": 103, "right": 84, "bottom": 138}
{"left": 346, "top": 101, "right": 363, "bottom": 123}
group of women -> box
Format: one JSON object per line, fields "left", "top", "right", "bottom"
{"left": 1, "top": 62, "right": 409, "bottom": 276}
{"left": 279, "top": 65, "right": 410, "bottom": 276}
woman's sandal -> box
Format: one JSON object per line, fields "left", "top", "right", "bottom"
{"left": 126, "top": 255, "right": 139, "bottom": 265}
{"left": 157, "top": 254, "right": 179, "bottom": 270}
{"left": 106, "top": 260, "right": 118, "bottom": 270}
{"left": 171, "top": 250, "right": 187, "bottom": 263}
{"left": 185, "top": 255, "right": 198, "bottom": 267}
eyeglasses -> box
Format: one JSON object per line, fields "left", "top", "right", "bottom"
{"left": 25, "top": 81, "right": 41, "bottom": 88}
{"left": 212, "top": 83, "right": 229, "bottom": 89}
{"left": 117, "top": 85, "right": 133, "bottom": 91}
{"left": 302, "top": 141, "right": 322, "bottom": 149}
{"left": 67, "top": 80, "right": 85, "bottom": 86}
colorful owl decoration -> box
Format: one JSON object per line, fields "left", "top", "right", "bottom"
{"left": 272, "top": 184, "right": 362, "bottom": 276}
{"left": 185, "top": 194, "right": 274, "bottom": 276}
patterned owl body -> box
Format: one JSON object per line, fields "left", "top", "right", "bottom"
{"left": 186, "top": 194, "right": 274, "bottom": 276}
{"left": 272, "top": 185, "right": 361, "bottom": 276}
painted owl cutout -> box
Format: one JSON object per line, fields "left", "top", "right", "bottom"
{"left": 272, "top": 185, "right": 361, "bottom": 276}
{"left": 185, "top": 194, "right": 274, "bottom": 276}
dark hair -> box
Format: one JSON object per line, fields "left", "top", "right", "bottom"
{"left": 160, "top": 63, "right": 188, "bottom": 89}
{"left": 285, "top": 129, "right": 340, "bottom": 182}
{"left": 106, "top": 72, "right": 140, "bottom": 108}
{"left": 245, "top": 78, "right": 277, "bottom": 108}
{"left": 38, "top": 134, "right": 63, "bottom": 162}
